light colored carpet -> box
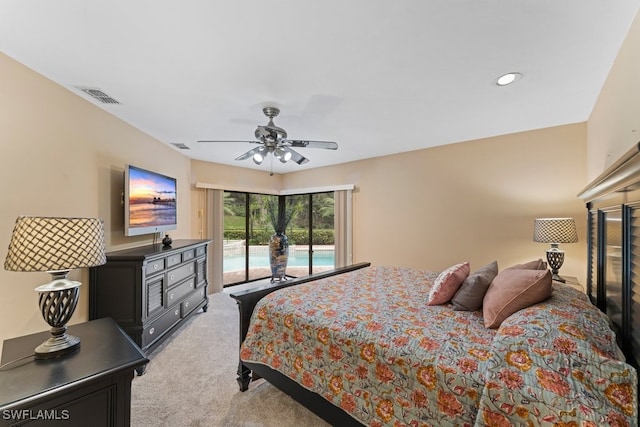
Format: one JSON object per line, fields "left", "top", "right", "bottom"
{"left": 130, "top": 291, "right": 330, "bottom": 427}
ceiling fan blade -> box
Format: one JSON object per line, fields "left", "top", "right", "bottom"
{"left": 197, "top": 140, "right": 259, "bottom": 144}
{"left": 284, "top": 140, "right": 338, "bottom": 150}
{"left": 286, "top": 147, "right": 310, "bottom": 165}
{"left": 235, "top": 146, "right": 265, "bottom": 161}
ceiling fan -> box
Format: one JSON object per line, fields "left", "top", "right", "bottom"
{"left": 198, "top": 107, "right": 338, "bottom": 171}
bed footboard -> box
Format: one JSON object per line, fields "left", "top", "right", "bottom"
{"left": 228, "top": 262, "right": 371, "bottom": 391}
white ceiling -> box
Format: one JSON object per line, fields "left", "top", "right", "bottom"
{"left": 1, "top": 1, "right": 639, "bottom": 174}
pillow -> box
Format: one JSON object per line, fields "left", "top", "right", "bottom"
{"left": 451, "top": 261, "right": 498, "bottom": 311}
{"left": 427, "top": 262, "right": 470, "bottom": 305}
{"left": 483, "top": 268, "right": 552, "bottom": 328}
{"left": 504, "top": 259, "right": 547, "bottom": 270}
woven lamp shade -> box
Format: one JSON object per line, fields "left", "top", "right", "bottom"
{"left": 4, "top": 216, "right": 106, "bottom": 272}
{"left": 533, "top": 218, "right": 578, "bottom": 244}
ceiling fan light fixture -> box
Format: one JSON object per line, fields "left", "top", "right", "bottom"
{"left": 253, "top": 152, "right": 264, "bottom": 165}
{"left": 275, "top": 147, "right": 291, "bottom": 163}
{"left": 197, "top": 107, "right": 338, "bottom": 172}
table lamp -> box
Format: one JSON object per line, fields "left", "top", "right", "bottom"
{"left": 4, "top": 216, "right": 106, "bottom": 359}
{"left": 533, "top": 217, "right": 578, "bottom": 282}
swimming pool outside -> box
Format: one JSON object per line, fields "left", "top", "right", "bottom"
{"left": 223, "top": 244, "right": 335, "bottom": 272}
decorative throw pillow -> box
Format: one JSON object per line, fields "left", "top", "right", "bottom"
{"left": 483, "top": 268, "right": 552, "bottom": 328}
{"left": 451, "top": 261, "right": 498, "bottom": 311}
{"left": 427, "top": 262, "right": 470, "bottom": 305}
{"left": 504, "top": 259, "right": 547, "bottom": 270}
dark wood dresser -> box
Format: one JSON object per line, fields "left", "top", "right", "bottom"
{"left": 89, "top": 239, "right": 210, "bottom": 356}
{"left": 0, "top": 318, "right": 148, "bottom": 427}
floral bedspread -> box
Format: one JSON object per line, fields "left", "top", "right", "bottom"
{"left": 239, "top": 266, "right": 637, "bottom": 426}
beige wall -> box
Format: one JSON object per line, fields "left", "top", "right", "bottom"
{"left": 278, "top": 125, "right": 587, "bottom": 279}
{"left": 0, "top": 52, "right": 195, "bottom": 347}
{"left": 587, "top": 11, "right": 640, "bottom": 179}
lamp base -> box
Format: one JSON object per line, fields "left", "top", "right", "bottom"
{"left": 546, "top": 245, "right": 566, "bottom": 281}
{"left": 551, "top": 273, "right": 566, "bottom": 283}
{"left": 34, "top": 273, "right": 82, "bottom": 360}
{"left": 35, "top": 332, "right": 80, "bottom": 359}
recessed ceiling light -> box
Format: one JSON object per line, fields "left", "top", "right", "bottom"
{"left": 496, "top": 72, "right": 522, "bottom": 86}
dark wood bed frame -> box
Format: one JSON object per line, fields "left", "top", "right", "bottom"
{"left": 578, "top": 141, "right": 640, "bottom": 373}
{"left": 229, "top": 143, "right": 640, "bottom": 425}
{"left": 229, "top": 262, "right": 370, "bottom": 426}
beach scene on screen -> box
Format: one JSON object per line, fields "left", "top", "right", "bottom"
{"left": 129, "top": 168, "right": 176, "bottom": 227}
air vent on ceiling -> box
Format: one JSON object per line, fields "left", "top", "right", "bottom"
{"left": 77, "top": 87, "right": 120, "bottom": 104}
{"left": 171, "top": 143, "right": 190, "bottom": 150}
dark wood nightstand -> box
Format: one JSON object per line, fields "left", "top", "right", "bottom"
{"left": 559, "top": 275, "right": 584, "bottom": 292}
{"left": 0, "top": 317, "right": 148, "bottom": 427}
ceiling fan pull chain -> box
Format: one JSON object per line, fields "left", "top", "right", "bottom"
{"left": 269, "top": 152, "right": 274, "bottom": 176}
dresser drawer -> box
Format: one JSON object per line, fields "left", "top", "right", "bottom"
{"left": 182, "top": 249, "right": 195, "bottom": 262}
{"left": 195, "top": 245, "right": 206, "bottom": 257}
{"left": 143, "top": 307, "right": 180, "bottom": 348}
{"left": 181, "top": 287, "right": 206, "bottom": 317}
{"left": 145, "top": 258, "right": 165, "bottom": 276}
{"left": 167, "top": 262, "right": 195, "bottom": 287}
{"left": 166, "top": 253, "right": 182, "bottom": 267}
{"left": 166, "top": 277, "right": 196, "bottom": 307}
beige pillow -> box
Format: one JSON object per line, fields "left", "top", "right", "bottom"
{"left": 451, "top": 261, "right": 498, "bottom": 311}
{"left": 504, "top": 259, "right": 547, "bottom": 270}
{"left": 483, "top": 268, "right": 552, "bottom": 328}
{"left": 427, "top": 262, "right": 470, "bottom": 305}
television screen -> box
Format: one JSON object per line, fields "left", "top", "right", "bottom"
{"left": 124, "top": 165, "right": 177, "bottom": 236}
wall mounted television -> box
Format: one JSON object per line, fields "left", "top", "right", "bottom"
{"left": 124, "top": 164, "right": 177, "bottom": 236}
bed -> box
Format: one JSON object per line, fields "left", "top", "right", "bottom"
{"left": 228, "top": 143, "right": 640, "bottom": 427}
{"left": 230, "top": 263, "right": 637, "bottom": 426}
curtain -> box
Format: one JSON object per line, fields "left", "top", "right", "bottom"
{"left": 203, "top": 189, "right": 224, "bottom": 293}
{"left": 334, "top": 189, "right": 353, "bottom": 267}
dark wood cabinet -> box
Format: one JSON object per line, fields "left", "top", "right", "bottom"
{"left": 0, "top": 318, "right": 148, "bottom": 427}
{"left": 89, "top": 240, "right": 210, "bottom": 355}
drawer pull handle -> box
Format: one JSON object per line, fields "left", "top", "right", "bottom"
{"left": 185, "top": 302, "right": 189, "bottom": 308}
{"left": 149, "top": 327, "right": 155, "bottom": 335}
{"left": 170, "top": 293, "right": 174, "bottom": 299}
{"left": 153, "top": 264, "right": 158, "bottom": 270}
{"left": 175, "top": 309, "right": 179, "bottom": 315}
{"left": 170, "top": 275, "right": 175, "bottom": 280}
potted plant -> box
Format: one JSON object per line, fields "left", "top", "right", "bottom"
{"left": 266, "top": 197, "right": 299, "bottom": 282}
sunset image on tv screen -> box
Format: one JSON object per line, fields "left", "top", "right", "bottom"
{"left": 128, "top": 167, "right": 176, "bottom": 227}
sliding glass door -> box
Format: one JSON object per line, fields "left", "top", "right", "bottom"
{"left": 286, "top": 192, "right": 335, "bottom": 277}
{"left": 311, "top": 192, "right": 335, "bottom": 274}
{"left": 223, "top": 192, "right": 278, "bottom": 286}
{"left": 287, "top": 194, "right": 310, "bottom": 276}
{"left": 222, "top": 191, "right": 335, "bottom": 287}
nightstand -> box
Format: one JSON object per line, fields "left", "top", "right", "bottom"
{"left": 558, "top": 275, "right": 584, "bottom": 292}
{"left": 0, "top": 317, "right": 148, "bottom": 427}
